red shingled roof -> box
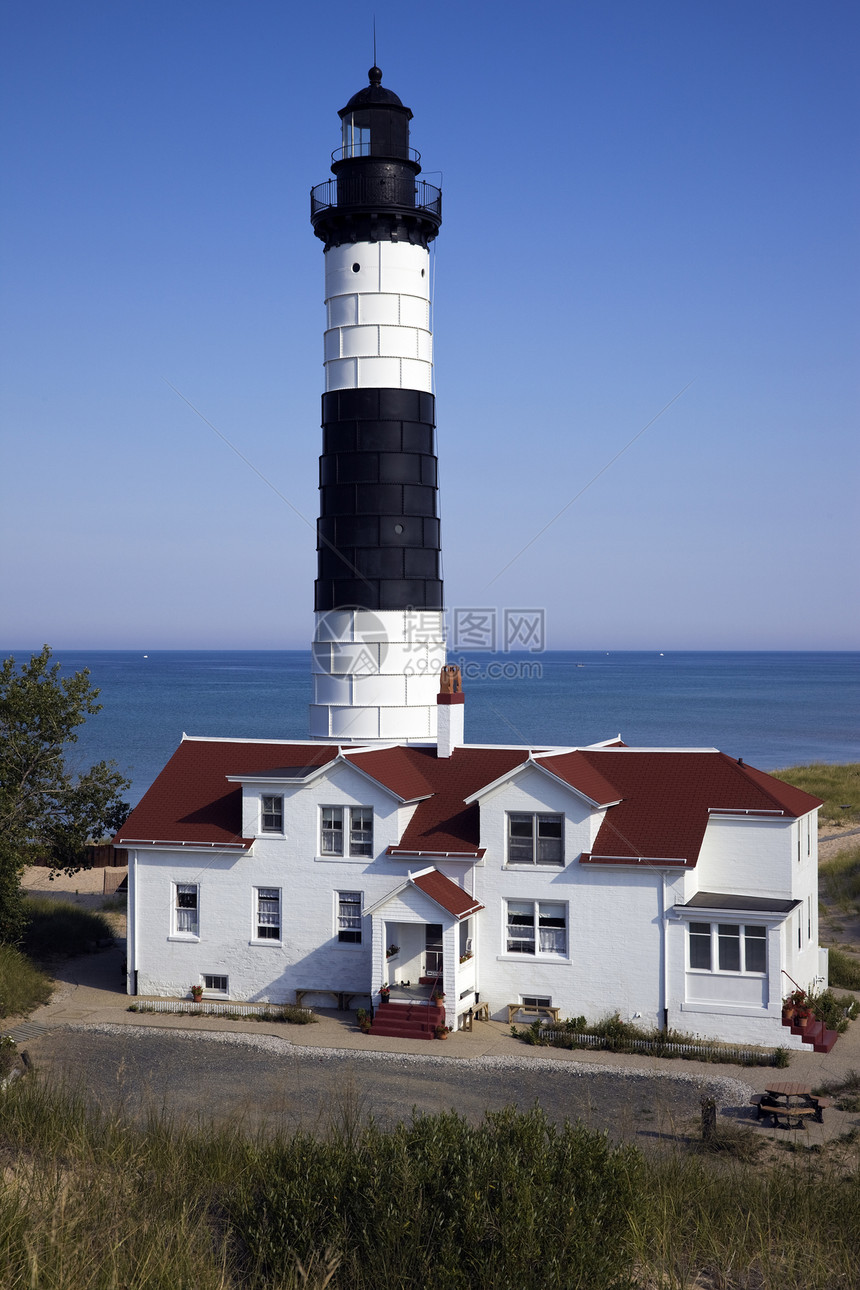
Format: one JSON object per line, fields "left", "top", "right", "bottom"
{"left": 114, "top": 740, "right": 339, "bottom": 848}
{"left": 577, "top": 750, "right": 821, "bottom": 866}
{"left": 348, "top": 745, "right": 528, "bottom": 854}
{"left": 115, "top": 738, "right": 821, "bottom": 867}
{"left": 411, "top": 868, "right": 484, "bottom": 919}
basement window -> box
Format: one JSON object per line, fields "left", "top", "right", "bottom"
{"left": 203, "top": 975, "right": 228, "bottom": 994}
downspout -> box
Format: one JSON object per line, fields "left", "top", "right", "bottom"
{"left": 660, "top": 872, "right": 669, "bottom": 1033}
{"left": 127, "top": 848, "right": 137, "bottom": 996}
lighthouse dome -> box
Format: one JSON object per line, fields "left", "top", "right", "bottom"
{"left": 341, "top": 67, "right": 411, "bottom": 117}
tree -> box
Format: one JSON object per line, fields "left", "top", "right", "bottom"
{"left": 0, "top": 646, "right": 130, "bottom": 943}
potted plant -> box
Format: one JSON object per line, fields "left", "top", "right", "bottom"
{"left": 459, "top": 951, "right": 473, "bottom": 964}
{"left": 432, "top": 990, "right": 445, "bottom": 1004}
{"left": 190, "top": 984, "right": 203, "bottom": 1003}
{"left": 434, "top": 1024, "right": 450, "bottom": 1040}
{"left": 356, "top": 1008, "right": 372, "bottom": 1034}
{"left": 379, "top": 983, "right": 391, "bottom": 1004}
{"left": 386, "top": 944, "right": 400, "bottom": 959}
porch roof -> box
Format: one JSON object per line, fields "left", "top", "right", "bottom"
{"left": 682, "top": 891, "right": 801, "bottom": 915}
{"left": 364, "top": 866, "right": 484, "bottom": 921}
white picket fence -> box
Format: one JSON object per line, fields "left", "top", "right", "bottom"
{"left": 130, "top": 1000, "right": 313, "bottom": 1020}
{"left": 539, "top": 1027, "right": 777, "bottom": 1065}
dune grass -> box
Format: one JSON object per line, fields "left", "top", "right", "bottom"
{"left": 771, "top": 763, "right": 860, "bottom": 827}
{"left": 20, "top": 897, "right": 113, "bottom": 960}
{"left": 828, "top": 947, "right": 860, "bottom": 991}
{"left": 0, "top": 1077, "right": 859, "bottom": 1289}
{"left": 819, "top": 843, "right": 860, "bottom": 912}
{"left": 0, "top": 944, "right": 52, "bottom": 1020}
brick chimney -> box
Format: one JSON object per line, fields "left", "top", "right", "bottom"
{"left": 436, "top": 664, "right": 464, "bottom": 758}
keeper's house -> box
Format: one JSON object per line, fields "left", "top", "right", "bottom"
{"left": 116, "top": 703, "right": 825, "bottom": 1049}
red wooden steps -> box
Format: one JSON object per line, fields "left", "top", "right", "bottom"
{"left": 370, "top": 1001, "right": 446, "bottom": 1041}
{"left": 782, "top": 1014, "right": 839, "bottom": 1053}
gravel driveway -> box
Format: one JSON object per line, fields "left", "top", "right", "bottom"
{"left": 24, "top": 1024, "right": 754, "bottom": 1145}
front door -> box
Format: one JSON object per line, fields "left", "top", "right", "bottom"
{"left": 425, "top": 923, "right": 443, "bottom": 976}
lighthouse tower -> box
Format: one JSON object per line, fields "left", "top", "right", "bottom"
{"left": 309, "top": 67, "right": 446, "bottom": 742}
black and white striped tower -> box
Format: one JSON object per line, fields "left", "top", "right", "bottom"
{"left": 309, "top": 67, "right": 446, "bottom": 741}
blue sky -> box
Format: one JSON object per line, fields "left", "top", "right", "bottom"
{"left": 2, "top": 0, "right": 858, "bottom": 651}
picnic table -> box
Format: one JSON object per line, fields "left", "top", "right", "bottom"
{"left": 753, "top": 1082, "right": 829, "bottom": 1128}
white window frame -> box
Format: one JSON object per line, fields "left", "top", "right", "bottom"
{"left": 688, "top": 921, "right": 767, "bottom": 975}
{"left": 173, "top": 882, "right": 199, "bottom": 939}
{"left": 320, "top": 806, "right": 374, "bottom": 858}
{"left": 253, "top": 887, "right": 281, "bottom": 942}
{"left": 504, "top": 900, "right": 568, "bottom": 958}
{"left": 260, "top": 795, "right": 284, "bottom": 834}
{"left": 336, "top": 890, "right": 363, "bottom": 944}
{"left": 506, "top": 812, "right": 564, "bottom": 867}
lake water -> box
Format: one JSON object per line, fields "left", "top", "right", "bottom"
{"left": 10, "top": 649, "right": 858, "bottom": 807}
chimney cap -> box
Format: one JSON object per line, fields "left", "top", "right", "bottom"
{"left": 439, "top": 664, "right": 463, "bottom": 695}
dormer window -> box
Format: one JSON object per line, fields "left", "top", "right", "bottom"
{"left": 261, "top": 795, "right": 284, "bottom": 833}
{"left": 321, "top": 806, "right": 374, "bottom": 858}
{"left": 507, "top": 813, "right": 563, "bottom": 866}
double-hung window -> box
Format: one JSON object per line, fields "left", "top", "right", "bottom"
{"left": 337, "top": 891, "right": 362, "bottom": 943}
{"left": 255, "top": 888, "right": 281, "bottom": 940}
{"left": 261, "top": 795, "right": 283, "bottom": 833}
{"left": 689, "top": 922, "right": 766, "bottom": 974}
{"left": 175, "top": 883, "right": 199, "bottom": 936}
{"left": 506, "top": 901, "right": 567, "bottom": 957}
{"left": 321, "top": 807, "right": 373, "bottom": 858}
{"left": 507, "top": 813, "right": 564, "bottom": 866}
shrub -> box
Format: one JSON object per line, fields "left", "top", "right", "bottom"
{"left": 20, "top": 897, "right": 113, "bottom": 959}
{"left": 0, "top": 943, "right": 52, "bottom": 1018}
{"left": 808, "top": 988, "right": 860, "bottom": 1033}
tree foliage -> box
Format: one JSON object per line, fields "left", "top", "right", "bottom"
{"left": 0, "top": 646, "right": 130, "bottom": 942}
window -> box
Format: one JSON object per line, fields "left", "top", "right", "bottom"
{"left": 342, "top": 114, "right": 370, "bottom": 157}
{"left": 203, "top": 974, "right": 228, "bottom": 993}
{"left": 507, "top": 813, "right": 563, "bottom": 866}
{"left": 688, "top": 922, "right": 766, "bottom": 974}
{"left": 337, "top": 891, "right": 362, "bottom": 943}
{"left": 255, "top": 888, "right": 280, "bottom": 940}
{"left": 175, "top": 884, "right": 198, "bottom": 936}
{"left": 321, "top": 807, "right": 373, "bottom": 857}
{"left": 521, "top": 995, "right": 552, "bottom": 1010}
{"left": 261, "top": 795, "right": 283, "bottom": 833}
{"left": 506, "top": 901, "right": 567, "bottom": 956}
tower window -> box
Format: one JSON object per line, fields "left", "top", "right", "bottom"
{"left": 352, "top": 263, "right": 361, "bottom": 273}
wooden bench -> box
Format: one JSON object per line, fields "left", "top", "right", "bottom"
{"left": 295, "top": 989, "right": 361, "bottom": 1011}
{"left": 507, "top": 1003, "right": 561, "bottom": 1025}
{"left": 757, "top": 1100, "right": 816, "bottom": 1129}
{"left": 473, "top": 1002, "right": 490, "bottom": 1022}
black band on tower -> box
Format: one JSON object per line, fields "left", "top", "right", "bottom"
{"left": 315, "top": 388, "right": 442, "bottom": 612}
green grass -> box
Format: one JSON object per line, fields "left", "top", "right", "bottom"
{"left": 828, "top": 947, "right": 860, "bottom": 991}
{"left": 0, "top": 944, "right": 53, "bottom": 1020}
{"left": 20, "top": 897, "right": 114, "bottom": 960}
{"left": 819, "top": 843, "right": 860, "bottom": 912}
{"left": 771, "top": 763, "right": 860, "bottom": 827}
{"left": 0, "top": 1078, "right": 858, "bottom": 1289}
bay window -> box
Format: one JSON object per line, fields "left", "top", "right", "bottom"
{"left": 689, "top": 922, "right": 766, "bottom": 974}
